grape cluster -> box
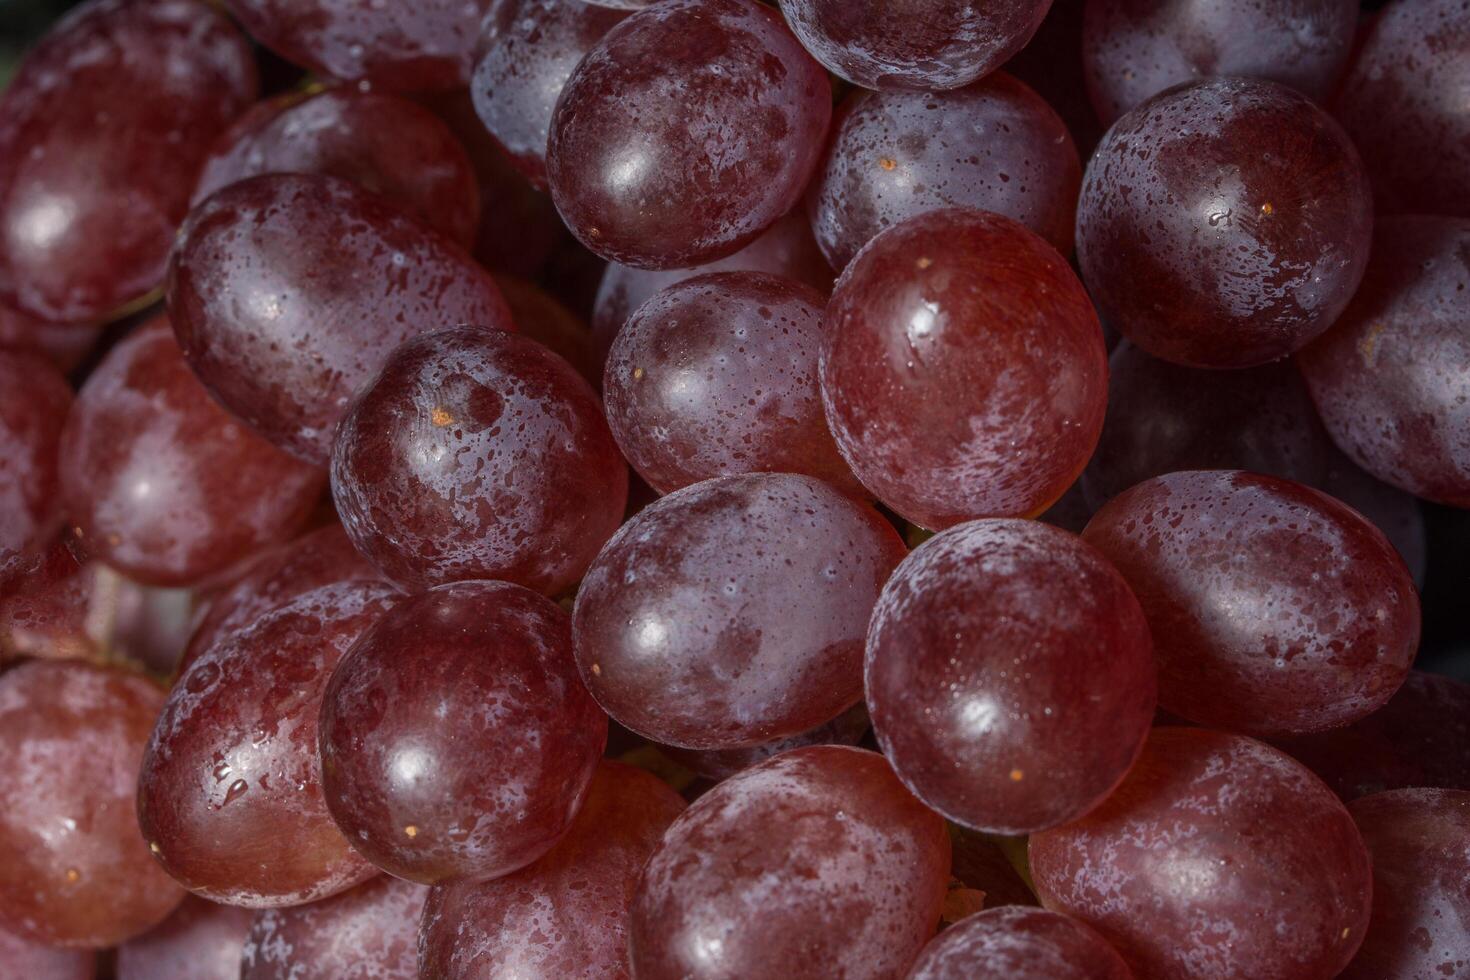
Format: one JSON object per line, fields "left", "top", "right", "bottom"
{"left": 1, "top": 0, "right": 1468, "bottom": 978}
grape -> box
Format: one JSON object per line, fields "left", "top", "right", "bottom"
{"left": 0, "top": 0, "right": 257, "bottom": 324}
{"left": 58, "top": 319, "right": 322, "bottom": 588}
{"left": 0, "top": 351, "right": 71, "bottom": 585}
{"left": 571, "top": 473, "right": 907, "bottom": 749}
{"left": 867, "top": 519, "right": 1155, "bottom": 835}
{"left": 193, "top": 88, "right": 481, "bottom": 247}
{"left": 117, "top": 896, "right": 251, "bottom": 980}
{"left": 319, "top": 580, "right": 607, "bottom": 884}
{"left": 1340, "top": 788, "right": 1470, "bottom": 980}
{"left": 1031, "top": 727, "right": 1372, "bottom": 980}
{"left": 166, "top": 173, "right": 514, "bottom": 464}
{"left": 330, "top": 327, "right": 627, "bottom": 595}
{"left": 224, "top": 0, "right": 487, "bottom": 92}
{"left": 419, "top": 761, "right": 685, "bottom": 978}
{"left": 491, "top": 274, "right": 600, "bottom": 386}
{"left": 1299, "top": 216, "right": 1470, "bottom": 508}
{"left": 0, "top": 920, "right": 94, "bottom": 980}
{"left": 1333, "top": 0, "right": 1470, "bottom": 216}
{"left": 240, "top": 875, "right": 426, "bottom": 980}
{"left": 546, "top": 0, "right": 832, "bottom": 269}
{"left": 661, "top": 701, "right": 871, "bottom": 781}
{"left": 0, "top": 660, "right": 184, "bottom": 947}
{"left": 0, "top": 303, "right": 99, "bottom": 373}
{"left": 808, "top": 72, "right": 1081, "bottom": 271}
{"left": 819, "top": 208, "right": 1107, "bottom": 529}
{"left": 1081, "top": 0, "right": 1357, "bottom": 127}
{"left": 472, "top": 0, "right": 634, "bottom": 190}
{"left": 603, "top": 272, "right": 861, "bottom": 496}
{"left": 908, "top": 906, "right": 1131, "bottom": 980}
{"left": 1083, "top": 471, "right": 1420, "bottom": 735}
{"left": 778, "top": 0, "right": 1052, "bottom": 91}
{"left": 1075, "top": 77, "right": 1373, "bottom": 369}
{"left": 949, "top": 826, "right": 1040, "bottom": 909}
{"left": 137, "top": 582, "right": 400, "bottom": 907}
{"left": 628, "top": 746, "right": 951, "bottom": 979}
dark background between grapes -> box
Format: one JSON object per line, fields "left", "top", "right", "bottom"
{"left": 4, "top": 0, "right": 1465, "bottom": 682}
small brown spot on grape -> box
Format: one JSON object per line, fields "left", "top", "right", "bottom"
{"left": 877, "top": 157, "right": 897, "bottom": 171}
{"left": 431, "top": 407, "right": 454, "bottom": 427}
{"left": 404, "top": 824, "right": 419, "bottom": 838}
{"left": 591, "top": 663, "right": 602, "bottom": 676}
{"left": 1358, "top": 321, "right": 1388, "bottom": 367}
{"left": 1009, "top": 768, "right": 1024, "bottom": 782}
{"left": 633, "top": 367, "right": 644, "bottom": 380}
{"left": 1341, "top": 927, "right": 1351, "bottom": 939}
{"left": 1261, "top": 201, "right": 1274, "bottom": 215}
{"left": 916, "top": 257, "right": 933, "bottom": 269}
{"left": 64, "top": 868, "right": 80, "bottom": 883}
{"left": 149, "top": 842, "right": 161, "bottom": 854}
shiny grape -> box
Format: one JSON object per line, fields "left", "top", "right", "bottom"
{"left": 908, "top": 906, "right": 1132, "bottom": 980}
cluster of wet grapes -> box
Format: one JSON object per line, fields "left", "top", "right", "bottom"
{"left": 2, "top": 0, "right": 1469, "bottom": 977}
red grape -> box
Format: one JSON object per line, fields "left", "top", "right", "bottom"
{"left": 137, "top": 582, "right": 399, "bottom": 907}
{"left": 239, "top": 874, "right": 426, "bottom": 980}
{"left": 166, "top": 173, "right": 514, "bottom": 464}
{"left": 1076, "top": 77, "right": 1373, "bottom": 368}
{"left": 419, "top": 761, "right": 686, "bottom": 978}
{"left": 491, "top": 274, "right": 600, "bottom": 386}
{"left": 572, "top": 473, "right": 907, "bottom": 749}
{"left": 546, "top": 0, "right": 832, "bottom": 269}
{"left": 0, "top": 660, "right": 184, "bottom": 947}
{"left": 820, "top": 208, "right": 1107, "bottom": 529}
{"left": 117, "top": 896, "right": 251, "bottom": 980}
{"left": 1031, "top": 727, "right": 1372, "bottom": 980}
{"left": 908, "top": 906, "right": 1132, "bottom": 980}
{"left": 661, "top": 701, "right": 871, "bottom": 781}
{"left": 0, "top": 352, "right": 72, "bottom": 585}
{"left": 330, "top": 327, "right": 627, "bottom": 595}
{"left": 0, "top": 303, "right": 99, "bottom": 373}
{"left": 808, "top": 72, "right": 1081, "bottom": 271}
{"left": 1083, "top": 470, "right": 1420, "bottom": 735}
{"left": 0, "top": 920, "right": 94, "bottom": 979}
{"left": 629, "top": 746, "right": 951, "bottom": 979}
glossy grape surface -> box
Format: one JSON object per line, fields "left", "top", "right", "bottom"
{"left": 779, "top": 0, "right": 1052, "bottom": 91}
{"left": 1076, "top": 77, "right": 1373, "bottom": 368}
{"left": 59, "top": 319, "right": 321, "bottom": 587}
{"left": 0, "top": 0, "right": 257, "bottom": 324}
{"left": 1300, "top": 216, "right": 1470, "bottom": 508}
{"left": 419, "top": 761, "right": 686, "bottom": 978}
{"left": 629, "top": 746, "right": 950, "bottom": 980}
{"left": 0, "top": 660, "right": 184, "bottom": 947}
{"left": 331, "top": 327, "right": 626, "bottom": 595}
{"left": 0, "top": 920, "right": 94, "bottom": 979}
{"left": 868, "top": 519, "right": 1154, "bottom": 835}
{"left": 572, "top": 473, "right": 906, "bottom": 749}
{"left": 167, "top": 173, "right": 513, "bottom": 464}
{"left": 820, "top": 208, "right": 1107, "bottom": 529}
{"left": 1031, "top": 727, "right": 1372, "bottom": 980}
{"left": 809, "top": 72, "right": 1080, "bottom": 270}
{"left": 547, "top": 0, "right": 832, "bottom": 269}
{"left": 240, "top": 874, "right": 426, "bottom": 980}
{"left": 1083, "top": 470, "right": 1420, "bottom": 735}
{"left": 138, "top": 582, "right": 399, "bottom": 907}
{"left": 117, "top": 896, "right": 251, "bottom": 980}
{"left": 0, "top": 352, "right": 71, "bottom": 584}
{"left": 909, "top": 906, "right": 1131, "bottom": 980}
{"left": 662, "top": 701, "right": 871, "bottom": 781}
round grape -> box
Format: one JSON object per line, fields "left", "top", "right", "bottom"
{"left": 239, "top": 875, "right": 425, "bottom": 980}
{"left": 908, "top": 906, "right": 1132, "bottom": 980}
{"left": 117, "top": 896, "right": 251, "bottom": 980}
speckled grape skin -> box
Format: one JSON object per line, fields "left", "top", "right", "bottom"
{"left": 1299, "top": 216, "right": 1470, "bottom": 508}
{"left": 1081, "top": 0, "right": 1357, "bottom": 127}
{"left": 1083, "top": 471, "right": 1420, "bottom": 735}
{"left": 0, "top": 352, "right": 71, "bottom": 585}
{"left": 629, "top": 746, "right": 950, "bottom": 980}
{"left": 808, "top": 73, "right": 1081, "bottom": 271}
{"left": 166, "top": 173, "right": 514, "bottom": 465}
{"left": 662, "top": 701, "right": 871, "bottom": 781}
{"left": 330, "top": 327, "right": 627, "bottom": 595}
{"left": 1076, "top": 77, "right": 1373, "bottom": 369}
{"left": 603, "top": 272, "right": 860, "bottom": 495}
{"left": 572, "top": 473, "right": 906, "bottom": 750}
{"left": 0, "top": 0, "right": 257, "bottom": 324}
{"left": 117, "top": 896, "right": 252, "bottom": 980}
{"left": 779, "top": 0, "right": 1052, "bottom": 91}
{"left": 819, "top": 208, "right": 1107, "bottom": 530}
{"left": 418, "top": 761, "right": 686, "bottom": 979}
{"left": 0, "top": 921, "right": 94, "bottom": 979}
{"left": 137, "top": 582, "right": 400, "bottom": 908}
{"left": 546, "top": 0, "right": 832, "bottom": 270}
{"left": 193, "top": 89, "right": 481, "bottom": 248}
{"left": 240, "top": 875, "right": 426, "bottom": 980}
{"left": 58, "top": 320, "right": 322, "bottom": 588}
{"left": 1340, "top": 789, "right": 1470, "bottom": 980}
{"left": 1031, "top": 727, "right": 1372, "bottom": 980}
{"left": 1334, "top": 0, "right": 1470, "bottom": 216}
{"left": 224, "top": 0, "right": 488, "bottom": 92}
{"left": 0, "top": 661, "right": 184, "bottom": 948}
{"left": 867, "top": 519, "right": 1155, "bottom": 835}
{"left": 908, "top": 906, "right": 1132, "bottom": 980}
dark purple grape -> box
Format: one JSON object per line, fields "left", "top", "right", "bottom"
{"left": 0, "top": 0, "right": 257, "bottom": 324}
{"left": 419, "top": 761, "right": 685, "bottom": 978}
{"left": 492, "top": 274, "right": 600, "bottom": 386}
{"left": 1031, "top": 727, "right": 1372, "bottom": 980}
{"left": 330, "top": 327, "right": 627, "bottom": 595}
{"left": 166, "top": 173, "right": 514, "bottom": 464}
{"left": 820, "top": 208, "right": 1107, "bottom": 529}
{"left": 0, "top": 921, "right": 94, "bottom": 979}
{"left": 808, "top": 72, "right": 1081, "bottom": 270}
{"left": 0, "top": 303, "right": 99, "bottom": 373}
{"left": 240, "top": 874, "right": 426, "bottom": 980}
{"left": 546, "top": 0, "right": 832, "bottom": 269}
{"left": 572, "top": 473, "right": 906, "bottom": 750}
{"left": 868, "top": 519, "right": 1155, "bottom": 835}
{"left": 629, "top": 746, "right": 951, "bottom": 979}
{"left": 117, "top": 896, "right": 251, "bottom": 980}
{"left": 1076, "top": 77, "right": 1373, "bottom": 368}
{"left": 1083, "top": 471, "right": 1420, "bottom": 735}
{"left": 0, "top": 352, "right": 72, "bottom": 585}
{"left": 661, "top": 701, "right": 871, "bottom": 781}
{"left": 909, "top": 906, "right": 1131, "bottom": 980}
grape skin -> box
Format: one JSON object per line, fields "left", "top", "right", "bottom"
{"left": 117, "top": 896, "right": 252, "bottom": 980}
{"left": 907, "top": 905, "right": 1132, "bottom": 980}
{"left": 240, "top": 875, "right": 426, "bottom": 980}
